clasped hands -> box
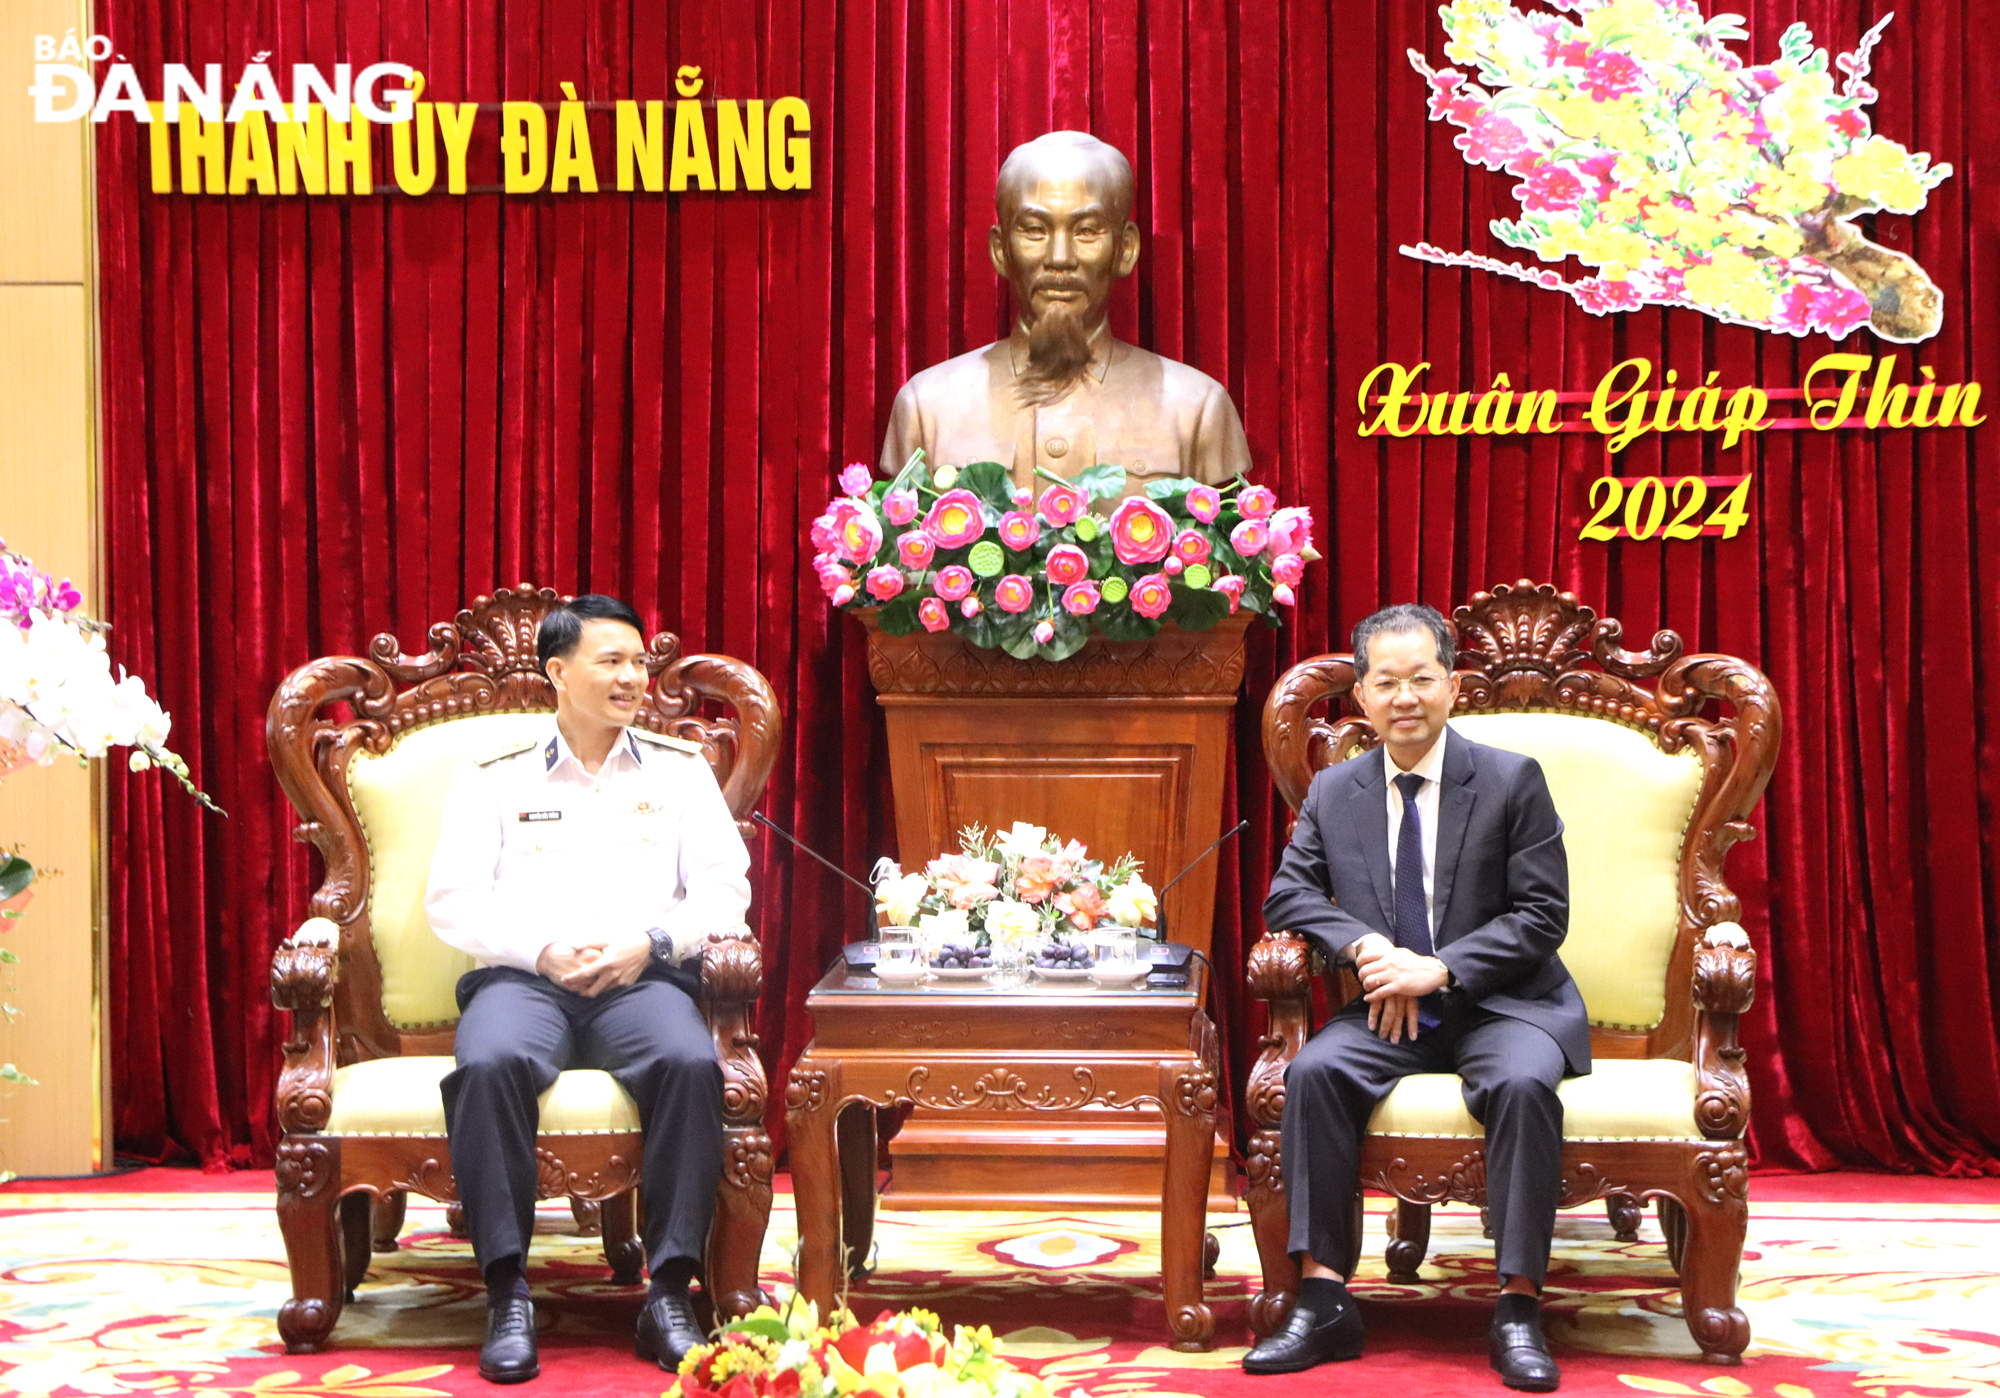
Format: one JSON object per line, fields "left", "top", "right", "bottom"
{"left": 1347, "top": 932, "right": 1450, "bottom": 1043}
{"left": 535, "top": 934, "right": 653, "bottom": 996}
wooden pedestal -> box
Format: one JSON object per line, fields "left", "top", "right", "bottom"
{"left": 861, "top": 613, "right": 1250, "bottom": 1209}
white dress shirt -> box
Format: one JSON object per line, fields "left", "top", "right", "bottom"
{"left": 425, "top": 723, "right": 752, "bottom": 973}
{"left": 1384, "top": 724, "right": 1449, "bottom": 939}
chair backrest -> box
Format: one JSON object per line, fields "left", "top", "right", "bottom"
{"left": 1262, "top": 581, "right": 1778, "bottom": 1061}
{"left": 268, "top": 585, "right": 782, "bottom": 1064}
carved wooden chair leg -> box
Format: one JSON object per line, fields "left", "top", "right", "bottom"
{"left": 707, "top": 1123, "right": 775, "bottom": 1321}
{"left": 370, "top": 1189, "right": 407, "bottom": 1253}
{"left": 569, "top": 1195, "right": 604, "bottom": 1236}
{"left": 445, "top": 1202, "right": 468, "bottom": 1239}
{"left": 837, "top": 1103, "right": 880, "bottom": 1281}
{"left": 1607, "top": 1191, "right": 1644, "bottom": 1242}
{"left": 601, "top": 1189, "right": 645, "bottom": 1285}
{"left": 1242, "top": 1127, "right": 1298, "bottom": 1337}
{"left": 1385, "top": 1199, "right": 1432, "bottom": 1283}
{"left": 1674, "top": 1187, "right": 1750, "bottom": 1364}
{"left": 339, "top": 1192, "right": 373, "bottom": 1301}
{"left": 275, "top": 1137, "right": 345, "bottom": 1354}
{"left": 1203, "top": 1231, "right": 1220, "bottom": 1280}
{"left": 1479, "top": 1205, "right": 1495, "bottom": 1239}
{"left": 1658, "top": 1194, "right": 1689, "bottom": 1274}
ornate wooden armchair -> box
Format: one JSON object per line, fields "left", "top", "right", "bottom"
{"left": 1245, "top": 581, "right": 1778, "bottom": 1365}
{"left": 265, "top": 585, "right": 782, "bottom": 1353}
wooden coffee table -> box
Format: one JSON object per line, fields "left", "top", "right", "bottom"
{"left": 786, "top": 960, "right": 1220, "bottom": 1350}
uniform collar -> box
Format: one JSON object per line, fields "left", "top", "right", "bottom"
{"left": 544, "top": 723, "right": 643, "bottom": 777}
{"left": 1006, "top": 317, "right": 1114, "bottom": 384}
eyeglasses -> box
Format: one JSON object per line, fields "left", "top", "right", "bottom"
{"left": 1363, "top": 671, "right": 1448, "bottom": 700}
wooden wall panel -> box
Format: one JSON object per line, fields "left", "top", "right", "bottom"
{"left": 0, "top": 0, "right": 106, "bottom": 1179}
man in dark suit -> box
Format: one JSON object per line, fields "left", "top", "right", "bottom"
{"left": 1243, "top": 604, "right": 1588, "bottom": 1392}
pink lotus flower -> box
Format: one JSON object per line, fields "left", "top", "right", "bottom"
{"left": 934, "top": 565, "right": 975, "bottom": 601}
{"left": 1230, "top": 519, "right": 1270, "bottom": 556}
{"left": 1013, "top": 489, "right": 1033, "bottom": 508}
{"left": 1272, "top": 582, "right": 1297, "bottom": 607}
{"left": 999, "top": 511, "right": 1041, "bottom": 551}
{"left": 1186, "top": 485, "right": 1222, "bottom": 522}
{"left": 1266, "top": 506, "right": 1314, "bottom": 556}
{"left": 960, "top": 596, "right": 981, "bottom": 617}
{"left": 1164, "top": 556, "right": 1185, "bottom": 575}
{"left": 918, "top": 596, "right": 950, "bottom": 632}
{"left": 1044, "top": 544, "right": 1089, "bottom": 586}
{"left": 995, "top": 574, "right": 1035, "bottom": 614}
{"left": 1214, "top": 574, "right": 1246, "bottom": 614}
{"left": 830, "top": 498, "right": 883, "bottom": 564}
{"left": 898, "top": 532, "right": 937, "bottom": 570}
{"left": 1038, "top": 481, "right": 1086, "bottom": 527}
{"left": 839, "top": 462, "right": 874, "bottom": 497}
{"left": 832, "top": 583, "right": 857, "bottom": 606}
{"left": 1130, "top": 572, "right": 1173, "bottom": 619}
{"left": 1171, "top": 529, "right": 1212, "bottom": 566}
{"left": 1271, "top": 552, "right": 1306, "bottom": 587}
{"left": 1237, "top": 485, "right": 1277, "bottom": 519}
{"left": 883, "top": 489, "right": 920, "bottom": 525}
{"left": 1033, "top": 620, "right": 1055, "bottom": 645}
{"left": 866, "top": 565, "right": 905, "bottom": 601}
{"left": 1062, "top": 581, "right": 1101, "bottom": 615}
{"left": 809, "top": 513, "right": 840, "bottom": 552}
{"left": 1109, "top": 497, "right": 1174, "bottom": 565}
{"left": 924, "top": 489, "right": 987, "bottom": 548}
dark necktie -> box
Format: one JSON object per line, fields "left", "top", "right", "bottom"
{"left": 1393, "top": 771, "right": 1442, "bottom": 1029}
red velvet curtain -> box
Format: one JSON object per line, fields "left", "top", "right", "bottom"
{"left": 94, "top": 0, "right": 2000, "bottom": 1173}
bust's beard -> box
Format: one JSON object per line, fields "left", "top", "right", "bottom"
{"left": 1016, "top": 300, "right": 1094, "bottom": 408}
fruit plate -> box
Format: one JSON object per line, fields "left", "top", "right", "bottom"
{"left": 925, "top": 965, "right": 993, "bottom": 980}
{"left": 1031, "top": 965, "right": 1096, "bottom": 981}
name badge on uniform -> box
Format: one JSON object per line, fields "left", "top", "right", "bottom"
{"left": 518, "top": 810, "right": 563, "bottom": 823}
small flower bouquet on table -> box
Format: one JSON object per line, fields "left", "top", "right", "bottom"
{"left": 667, "top": 1293, "right": 1066, "bottom": 1398}
{"left": 873, "top": 822, "right": 1157, "bottom": 971}
{"left": 812, "top": 456, "right": 1318, "bottom": 662}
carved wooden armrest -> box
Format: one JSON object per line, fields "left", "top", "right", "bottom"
{"left": 1692, "top": 922, "right": 1755, "bottom": 1140}
{"left": 700, "top": 927, "right": 766, "bottom": 1128}
{"left": 271, "top": 917, "right": 340, "bottom": 1135}
{"left": 1245, "top": 932, "right": 1315, "bottom": 1131}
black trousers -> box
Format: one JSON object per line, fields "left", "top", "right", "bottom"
{"left": 441, "top": 965, "right": 724, "bottom": 1279}
{"left": 1282, "top": 996, "right": 1568, "bottom": 1285}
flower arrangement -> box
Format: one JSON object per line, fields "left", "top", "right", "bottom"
{"left": 813, "top": 456, "right": 1317, "bottom": 662}
{"left": 667, "top": 1293, "right": 1061, "bottom": 1398}
{"left": 873, "top": 822, "right": 1157, "bottom": 948}
{"left": 0, "top": 540, "right": 216, "bottom": 808}
{"left": 1405, "top": 0, "right": 1952, "bottom": 342}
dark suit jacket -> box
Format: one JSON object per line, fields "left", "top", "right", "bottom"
{"left": 1263, "top": 727, "right": 1591, "bottom": 1075}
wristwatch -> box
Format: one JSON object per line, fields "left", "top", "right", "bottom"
{"left": 645, "top": 927, "right": 675, "bottom": 964}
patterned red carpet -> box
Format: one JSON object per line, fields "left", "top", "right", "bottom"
{"left": 2, "top": 1170, "right": 1997, "bottom": 1398}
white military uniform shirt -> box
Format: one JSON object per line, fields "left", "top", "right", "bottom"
{"left": 425, "top": 722, "right": 752, "bottom": 973}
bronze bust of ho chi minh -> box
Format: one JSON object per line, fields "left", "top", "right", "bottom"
{"left": 879, "top": 131, "right": 1252, "bottom": 499}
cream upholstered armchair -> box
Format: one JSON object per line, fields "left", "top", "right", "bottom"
{"left": 1244, "top": 582, "right": 1778, "bottom": 1365}
{"left": 265, "top": 585, "right": 781, "bottom": 1353}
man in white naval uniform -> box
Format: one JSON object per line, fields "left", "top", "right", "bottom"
{"left": 425, "top": 594, "right": 752, "bottom": 1383}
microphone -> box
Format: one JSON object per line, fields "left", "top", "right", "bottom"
{"left": 751, "top": 811, "right": 878, "bottom": 940}
{"left": 1153, "top": 819, "right": 1251, "bottom": 949}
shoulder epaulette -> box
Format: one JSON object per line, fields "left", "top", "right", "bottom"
{"left": 473, "top": 738, "right": 539, "bottom": 766}
{"left": 631, "top": 728, "right": 704, "bottom": 755}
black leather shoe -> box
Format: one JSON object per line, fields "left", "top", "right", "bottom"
{"left": 479, "top": 1296, "right": 540, "bottom": 1384}
{"left": 636, "top": 1289, "right": 707, "bottom": 1371}
{"left": 1241, "top": 1292, "right": 1365, "bottom": 1373}
{"left": 1490, "top": 1309, "right": 1561, "bottom": 1391}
